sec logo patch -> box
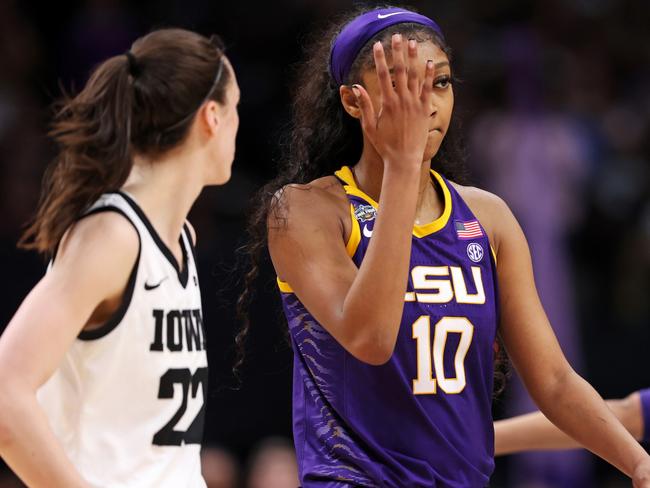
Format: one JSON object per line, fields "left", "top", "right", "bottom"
{"left": 467, "top": 242, "right": 484, "bottom": 263}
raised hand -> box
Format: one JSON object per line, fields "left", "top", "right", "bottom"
{"left": 352, "top": 33, "right": 435, "bottom": 169}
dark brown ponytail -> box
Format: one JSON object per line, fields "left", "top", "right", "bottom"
{"left": 19, "top": 28, "right": 230, "bottom": 255}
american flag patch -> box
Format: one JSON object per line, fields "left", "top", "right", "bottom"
{"left": 455, "top": 220, "right": 484, "bottom": 239}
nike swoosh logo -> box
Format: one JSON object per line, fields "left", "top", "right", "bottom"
{"left": 377, "top": 12, "right": 407, "bottom": 19}
{"left": 144, "top": 277, "right": 168, "bottom": 290}
{"left": 363, "top": 225, "right": 373, "bottom": 238}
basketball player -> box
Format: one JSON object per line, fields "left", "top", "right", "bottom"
{"left": 495, "top": 388, "right": 650, "bottom": 455}
{"left": 0, "top": 29, "right": 239, "bottom": 487}
{"left": 237, "top": 6, "right": 650, "bottom": 487}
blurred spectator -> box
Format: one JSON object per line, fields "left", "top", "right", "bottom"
{"left": 59, "top": 0, "right": 141, "bottom": 87}
{"left": 0, "top": 0, "right": 47, "bottom": 238}
{"left": 0, "top": 0, "right": 52, "bottom": 332}
{"left": 201, "top": 445, "right": 240, "bottom": 488}
{"left": 469, "top": 26, "right": 593, "bottom": 488}
{"left": 245, "top": 437, "right": 299, "bottom": 488}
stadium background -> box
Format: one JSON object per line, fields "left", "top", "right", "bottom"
{"left": 0, "top": 0, "right": 648, "bottom": 486}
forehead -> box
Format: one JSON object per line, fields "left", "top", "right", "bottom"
{"left": 382, "top": 40, "right": 449, "bottom": 68}
{"left": 359, "top": 40, "right": 449, "bottom": 87}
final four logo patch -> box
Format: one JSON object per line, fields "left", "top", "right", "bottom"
{"left": 354, "top": 204, "right": 376, "bottom": 222}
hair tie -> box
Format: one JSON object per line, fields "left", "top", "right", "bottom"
{"left": 124, "top": 50, "right": 140, "bottom": 78}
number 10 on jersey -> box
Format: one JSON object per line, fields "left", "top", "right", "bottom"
{"left": 412, "top": 316, "right": 474, "bottom": 395}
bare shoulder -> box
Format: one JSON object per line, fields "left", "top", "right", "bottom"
{"left": 449, "top": 182, "right": 513, "bottom": 252}
{"left": 55, "top": 211, "right": 139, "bottom": 277}
{"left": 269, "top": 175, "right": 349, "bottom": 230}
{"left": 450, "top": 182, "right": 508, "bottom": 213}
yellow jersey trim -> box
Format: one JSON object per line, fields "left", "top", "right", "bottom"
{"left": 276, "top": 202, "right": 361, "bottom": 295}
{"left": 335, "top": 165, "right": 357, "bottom": 186}
{"left": 346, "top": 203, "right": 362, "bottom": 257}
{"left": 413, "top": 170, "right": 452, "bottom": 237}
{"left": 277, "top": 277, "right": 294, "bottom": 293}
{"left": 333, "top": 166, "right": 453, "bottom": 238}
{"left": 490, "top": 245, "right": 497, "bottom": 267}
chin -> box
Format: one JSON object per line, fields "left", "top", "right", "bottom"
{"left": 205, "top": 169, "right": 230, "bottom": 186}
{"left": 423, "top": 129, "right": 446, "bottom": 162}
{"left": 207, "top": 156, "right": 234, "bottom": 186}
{"left": 423, "top": 145, "right": 442, "bottom": 163}
{"left": 215, "top": 172, "right": 232, "bottom": 186}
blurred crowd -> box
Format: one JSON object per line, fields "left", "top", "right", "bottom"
{"left": 0, "top": 439, "right": 299, "bottom": 488}
{"left": 0, "top": 0, "right": 648, "bottom": 487}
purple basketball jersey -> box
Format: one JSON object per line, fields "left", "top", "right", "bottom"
{"left": 279, "top": 166, "right": 498, "bottom": 487}
{"left": 640, "top": 388, "right": 650, "bottom": 443}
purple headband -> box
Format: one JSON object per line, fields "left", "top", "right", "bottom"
{"left": 329, "top": 8, "right": 445, "bottom": 86}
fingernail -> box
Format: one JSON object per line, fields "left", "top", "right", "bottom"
{"left": 409, "top": 39, "right": 416, "bottom": 49}
{"left": 352, "top": 85, "right": 360, "bottom": 97}
{"left": 374, "top": 41, "right": 382, "bottom": 49}
{"left": 427, "top": 60, "right": 434, "bottom": 68}
{"left": 393, "top": 33, "right": 401, "bottom": 41}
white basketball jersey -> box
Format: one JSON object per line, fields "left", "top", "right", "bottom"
{"left": 38, "top": 191, "right": 208, "bottom": 488}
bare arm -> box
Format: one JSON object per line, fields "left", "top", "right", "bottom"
{"left": 495, "top": 392, "right": 644, "bottom": 455}
{"left": 269, "top": 36, "right": 436, "bottom": 365}
{"left": 0, "top": 213, "right": 139, "bottom": 487}
{"left": 491, "top": 196, "right": 650, "bottom": 484}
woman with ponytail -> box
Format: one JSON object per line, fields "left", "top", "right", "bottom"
{"left": 0, "top": 28, "right": 239, "bottom": 487}
{"left": 239, "top": 5, "right": 650, "bottom": 487}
